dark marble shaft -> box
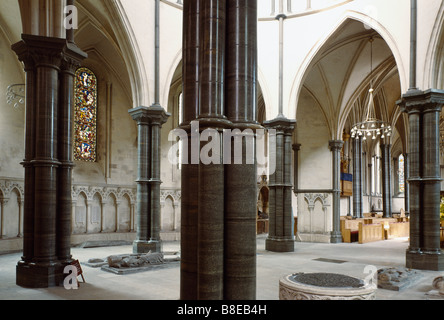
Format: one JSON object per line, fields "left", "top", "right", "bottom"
{"left": 130, "top": 107, "right": 169, "bottom": 254}
{"left": 57, "top": 46, "right": 85, "bottom": 263}
{"left": 13, "top": 34, "right": 86, "bottom": 288}
{"left": 181, "top": 0, "right": 258, "bottom": 300}
{"left": 264, "top": 118, "right": 295, "bottom": 253}
{"left": 224, "top": 0, "right": 258, "bottom": 300}
{"left": 180, "top": 0, "right": 200, "bottom": 300}
{"left": 398, "top": 89, "right": 444, "bottom": 271}
{"left": 380, "top": 144, "right": 392, "bottom": 218}
{"left": 352, "top": 137, "right": 362, "bottom": 218}
{"left": 330, "top": 140, "right": 344, "bottom": 243}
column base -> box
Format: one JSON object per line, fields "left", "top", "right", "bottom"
{"left": 330, "top": 232, "right": 343, "bottom": 244}
{"left": 133, "top": 240, "right": 162, "bottom": 254}
{"left": 16, "top": 260, "right": 65, "bottom": 288}
{"left": 265, "top": 237, "right": 294, "bottom": 252}
{"left": 406, "top": 250, "right": 444, "bottom": 271}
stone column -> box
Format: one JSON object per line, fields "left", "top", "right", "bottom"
{"left": 224, "top": 0, "right": 258, "bottom": 300}
{"left": 18, "top": 200, "right": 24, "bottom": 237}
{"left": 13, "top": 34, "right": 86, "bottom": 288}
{"left": 292, "top": 144, "right": 301, "bottom": 191}
{"left": 380, "top": 144, "right": 392, "bottom": 218}
{"left": 181, "top": 0, "right": 258, "bottom": 300}
{"left": 329, "top": 140, "right": 344, "bottom": 243}
{"left": 264, "top": 117, "right": 296, "bottom": 252}
{"left": 398, "top": 89, "right": 444, "bottom": 271}
{"left": 85, "top": 200, "right": 92, "bottom": 234}
{"left": 130, "top": 107, "right": 170, "bottom": 254}
{"left": 12, "top": 35, "right": 62, "bottom": 287}
{"left": 352, "top": 137, "right": 362, "bottom": 218}
{"left": 196, "top": 0, "right": 228, "bottom": 300}
{"left": 368, "top": 162, "right": 373, "bottom": 212}
{"left": 0, "top": 199, "right": 4, "bottom": 238}
{"left": 149, "top": 119, "right": 164, "bottom": 245}
{"left": 404, "top": 153, "right": 410, "bottom": 214}
{"left": 56, "top": 44, "right": 85, "bottom": 263}
{"left": 180, "top": 0, "right": 200, "bottom": 300}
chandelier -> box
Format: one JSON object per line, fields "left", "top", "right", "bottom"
{"left": 6, "top": 84, "right": 25, "bottom": 110}
{"left": 350, "top": 37, "right": 392, "bottom": 141}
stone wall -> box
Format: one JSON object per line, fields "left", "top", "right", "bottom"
{"left": 0, "top": 177, "right": 181, "bottom": 253}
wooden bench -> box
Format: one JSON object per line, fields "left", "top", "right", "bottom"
{"left": 340, "top": 219, "right": 360, "bottom": 243}
{"left": 387, "top": 221, "right": 410, "bottom": 239}
{"left": 358, "top": 222, "right": 385, "bottom": 244}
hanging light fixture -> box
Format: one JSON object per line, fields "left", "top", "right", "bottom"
{"left": 350, "top": 37, "right": 392, "bottom": 141}
{"left": 6, "top": 84, "right": 25, "bottom": 110}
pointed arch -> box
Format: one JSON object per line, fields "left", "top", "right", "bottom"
{"left": 288, "top": 12, "right": 407, "bottom": 124}
{"left": 102, "top": 0, "right": 151, "bottom": 108}
{"left": 423, "top": 0, "right": 444, "bottom": 89}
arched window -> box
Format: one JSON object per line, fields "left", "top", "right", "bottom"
{"left": 74, "top": 67, "right": 98, "bottom": 162}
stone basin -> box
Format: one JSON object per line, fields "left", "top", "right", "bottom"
{"left": 279, "top": 272, "right": 376, "bottom": 300}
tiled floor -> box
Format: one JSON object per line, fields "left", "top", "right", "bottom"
{"left": 0, "top": 235, "right": 442, "bottom": 301}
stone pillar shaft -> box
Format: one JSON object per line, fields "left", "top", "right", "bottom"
{"left": 292, "top": 144, "right": 301, "bottom": 192}
{"left": 57, "top": 46, "right": 84, "bottom": 263}
{"left": 194, "top": 0, "right": 227, "bottom": 300}
{"left": 223, "top": 0, "right": 258, "bottom": 301}
{"left": 130, "top": 107, "right": 170, "bottom": 254}
{"left": 330, "top": 140, "right": 344, "bottom": 243}
{"left": 13, "top": 34, "right": 86, "bottom": 288}
{"left": 180, "top": 0, "right": 200, "bottom": 300}
{"left": 380, "top": 144, "right": 392, "bottom": 218}
{"left": 422, "top": 107, "right": 441, "bottom": 252}
{"left": 398, "top": 89, "right": 444, "bottom": 271}
{"left": 264, "top": 118, "right": 295, "bottom": 252}
{"left": 352, "top": 137, "right": 362, "bottom": 218}
{"left": 21, "top": 56, "right": 36, "bottom": 264}
{"left": 181, "top": 0, "right": 258, "bottom": 300}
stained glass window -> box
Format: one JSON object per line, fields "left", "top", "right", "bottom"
{"left": 74, "top": 67, "right": 97, "bottom": 162}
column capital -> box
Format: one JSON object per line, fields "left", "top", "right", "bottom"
{"left": 292, "top": 143, "right": 301, "bottom": 151}
{"left": 398, "top": 89, "right": 444, "bottom": 114}
{"left": 329, "top": 140, "right": 344, "bottom": 151}
{"left": 263, "top": 116, "right": 296, "bottom": 133}
{"left": 129, "top": 105, "right": 170, "bottom": 125}
{"left": 61, "top": 42, "right": 88, "bottom": 74}
{"left": 12, "top": 34, "right": 67, "bottom": 70}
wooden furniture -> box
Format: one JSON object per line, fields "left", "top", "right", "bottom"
{"left": 257, "top": 219, "right": 269, "bottom": 235}
{"left": 340, "top": 217, "right": 410, "bottom": 244}
{"left": 71, "top": 259, "right": 85, "bottom": 286}
{"left": 340, "top": 219, "right": 359, "bottom": 243}
{"left": 387, "top": 222, "right": 410, "bottom": 239}
{"left": 359, "top": 223, "right": 384, "bottom": 244}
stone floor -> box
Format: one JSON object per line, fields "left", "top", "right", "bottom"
{"left": 0, "top": 235, "right": 442, "bottom": 301}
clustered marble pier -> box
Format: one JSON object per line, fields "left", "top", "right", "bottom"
{"left": 180, "top": 0, "right": 260, "bottom": 300}
{"left": 129, "top": 106, "right": 169, "bottom": 254}
{"left": 13, "top": 20, "right": 88, "bottom": 287}
{"left": 263, "top": 117, "right": 296, "bottom": 252}
{"left": 398, "top": 89, "right": 444, "bottom": 271}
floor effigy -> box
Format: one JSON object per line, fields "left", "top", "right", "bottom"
{"left": 82, "top": 251, "right": 181, "bottom": 275}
